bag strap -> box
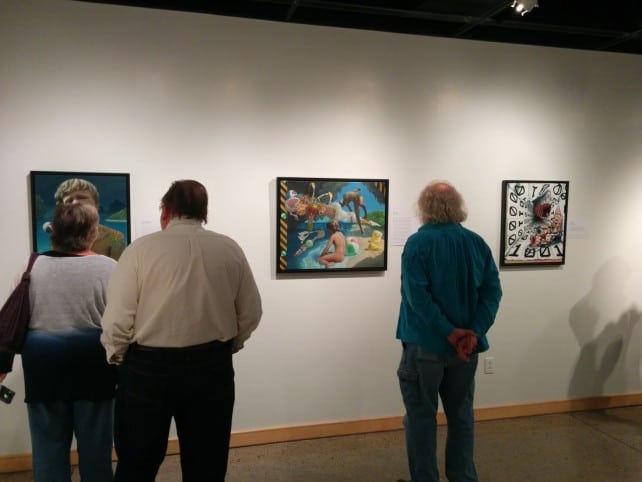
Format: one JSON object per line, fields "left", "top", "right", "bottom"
{"left": 23, "top": 252, "right": 39, "bottom": 277}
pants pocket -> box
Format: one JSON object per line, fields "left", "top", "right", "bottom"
{"left": 397, "top": 367, "right": 421, "bottom": 406}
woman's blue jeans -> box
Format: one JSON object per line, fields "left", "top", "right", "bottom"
{"left": 27, "top": 399, "right": 114, "bottom": 482}
{"left": 397, "top": 342, "right": 479, "bottom": 482}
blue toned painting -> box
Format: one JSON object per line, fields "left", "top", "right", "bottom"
{"left": 277, "top": 178, "right": 388, "bottom": 273}
{"left": 30, "top": 172, "right": 130, "bottom": 256}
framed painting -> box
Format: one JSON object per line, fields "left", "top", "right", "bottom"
{"left": 30, "top": 171, "right": 131, "bottom": 260}
{"left": 500, "top": 180, "right": 569, "bottom": 266}
{"left": 276, "top": 177, "right": 389, "bottom": 274}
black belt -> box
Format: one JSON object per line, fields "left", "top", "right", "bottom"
{"left": 131, "top": 339, "right": 229, "bottom": 352}
{"left": 127, "top": 339, "right": 232, "bottom": 362}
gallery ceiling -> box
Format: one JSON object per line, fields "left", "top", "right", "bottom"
{"left": 77, "top": 0, "right": 642, "bottom": 55}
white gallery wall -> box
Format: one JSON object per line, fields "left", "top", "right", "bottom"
{"left": 1, "top": 0, "right": 641, "bottom": 455}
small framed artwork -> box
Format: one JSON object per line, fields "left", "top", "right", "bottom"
{"left": 30, "top": 171, "right": 131, "bottom": 260}
{"left": 276, "top": 177, "right": 389, "bottom": 274}
{"left": 500, "top": 180, "right": 569, "bottom": 266}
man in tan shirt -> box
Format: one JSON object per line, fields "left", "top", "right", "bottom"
{"left": 101, "top": 180, "right": 262, "bottom": 482}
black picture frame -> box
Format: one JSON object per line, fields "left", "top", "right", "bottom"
{"left": 500, "top": 180, "right": 569, "bottom": 266}
{"left": 276, "top": 177, "right": 389, "bottom": 274}
{"left": 29, "top": 171, "right": 131, "bottom": 260}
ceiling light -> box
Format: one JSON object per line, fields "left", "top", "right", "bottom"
{"left": 511, "top": 0, "right": 538, "bottom": 15}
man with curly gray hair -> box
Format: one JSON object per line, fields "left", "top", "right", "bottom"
{"left": 396, "top": 180, "right": 502, "bottom": 482}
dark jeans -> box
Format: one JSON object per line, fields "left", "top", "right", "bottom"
{"left": 114, "top": 340, "right": 235, "bottom": 482}
{"left": 397, "top": 343, "right": 479, "bottom": 482}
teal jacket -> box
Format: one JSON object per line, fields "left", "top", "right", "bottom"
{"left": 396, "top": 223, "right": 502, "bottom": 355}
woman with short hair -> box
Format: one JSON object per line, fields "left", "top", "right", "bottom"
{"left": 0, "top": 202, "right": 117, "bottom": 481}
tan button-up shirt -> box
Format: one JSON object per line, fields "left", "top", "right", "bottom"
{"left": 100, "top": 218, "right": 262, "bottom": 364}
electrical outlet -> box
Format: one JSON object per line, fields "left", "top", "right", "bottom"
{"left": 483, "top": 357, "right": 495, "bottom": 374}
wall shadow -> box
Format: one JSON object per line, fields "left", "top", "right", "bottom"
{"left": 568, "top": 257, "right": 641, "bottom": 399}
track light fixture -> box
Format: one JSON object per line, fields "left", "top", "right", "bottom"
{"left": 511, "top": 0, "right": 538, "bottom": 15}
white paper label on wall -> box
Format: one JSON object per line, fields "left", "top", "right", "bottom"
{"left": 390, "top": 208, "right": 420, "bottom": 246}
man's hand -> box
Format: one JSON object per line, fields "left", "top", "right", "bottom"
{"left": 456, "top": 333, "right": 477, "bottom": 362}
{"left": 447, "top": 328, "right": 478, "bottom": 362}
{"left": 446, "top": 327, "right": 472, "bottom": 347}
{"left": 0, "top": 373, "right": 7, "bottom": 384}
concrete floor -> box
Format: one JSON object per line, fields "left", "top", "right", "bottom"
{"left": 1, "top": 406, "right": 641, "bottom": 481}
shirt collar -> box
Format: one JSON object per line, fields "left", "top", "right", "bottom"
{"left": 419, "top": 222, "right": 460, "bottom": 231}
{"left": 166, "top": 217, "right": 204, "bottom": 229}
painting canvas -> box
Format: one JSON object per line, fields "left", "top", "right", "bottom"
{"left": 30, "top": 171, "right": 131, "bottom": 260}
{"left": 500, "top": 180, "right": 569, "bottom": 266}
{"left": 276, "top": 177, "right": 389, "bottom": 273}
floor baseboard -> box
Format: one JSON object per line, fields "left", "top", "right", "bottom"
{"left": 2, "top": 392, "right": 641, "bottom": 473}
